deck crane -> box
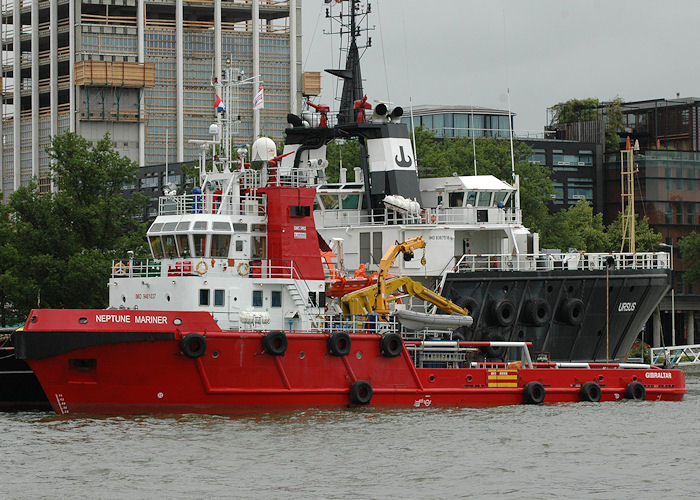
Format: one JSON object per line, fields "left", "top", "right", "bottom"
{"left": 341, "top": 237, "right": 471, "bottom": 318}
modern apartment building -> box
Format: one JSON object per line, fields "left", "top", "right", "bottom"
{"left": 0, "top": 0, "right": 300, "bottom": 197}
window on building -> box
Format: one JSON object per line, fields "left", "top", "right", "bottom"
{"left": 454, "top": 113, "right": 469, "bottom": 137}
{"left": 252, "top": 290, "right": 263, "bottom": 307}
{"left": 529, "top": 149, "right": 546, "bottom": 165}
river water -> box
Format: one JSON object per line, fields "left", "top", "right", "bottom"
{"left": 2, "top": 374, "right": 699, "bottom": 499}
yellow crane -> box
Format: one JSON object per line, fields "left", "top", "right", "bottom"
{"left": 340, "top": 236, "right": 469, "bottom": 317}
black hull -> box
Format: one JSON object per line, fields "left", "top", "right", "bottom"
{"left": 441, "top": 268, "right": 670, "bottom": 362}
{"left": 0, "top": 350, "right": 50, "bottom": 410}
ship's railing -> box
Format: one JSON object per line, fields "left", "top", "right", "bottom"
{"left": 453, "top": 251, "right": 671, "bottom": 273}
{"left": 110, "top": 257, "right": 314, "bottom": 280}
{"left": 650, "top": 344, "right": 700, "bottom": 368}
{"left": 316, "top": 205, "right": 521, "bottom": 227}
{"left": 158, "top": 193, "right": 265, "bottom": 217}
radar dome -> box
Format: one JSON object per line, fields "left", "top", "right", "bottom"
{"left": 251, "top": 137, "right": 277, "bottom": 162}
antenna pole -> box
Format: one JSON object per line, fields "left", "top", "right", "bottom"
{"left": 507, "top": 88, "right": 515, "bottom": 185}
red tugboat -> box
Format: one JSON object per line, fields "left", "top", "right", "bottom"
{"left": 14, "top": 171, "right": 686, "bottom": 414}
{"left": 15, "top": 307, "right": 686, "bottom": 415}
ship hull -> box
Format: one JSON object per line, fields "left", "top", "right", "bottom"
{"left": 15, "top": 310, "right": 685, "bottom": 415}
{"left": 440, "top": 268, "right": 670, "bottom": 361}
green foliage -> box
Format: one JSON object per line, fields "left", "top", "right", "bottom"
{"left": 540, "top": 200, "right": 607, "bottom": 252}
{"left": 679, "top": 232, "right": 700, "bottom": 284}
{"left": 0, "top": 133, "right": 148, "bottom": 324}
{"left": 605, "top": 97, "right": 624, "bottom": 153}
{"left": 324, "top": 139, "right": 363, "bottom": 183}
{"left": 540, "top": 202, "right": 662, "bottom": 253}
{"left": 549, "top": 98, "right": 601, "bottom": 124}
{"left": 605, "top": 212, "right": 662, "bottom": 252}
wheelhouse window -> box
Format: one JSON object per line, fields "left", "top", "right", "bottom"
{"left": 214, "top": 289, "right": 225, "bottom": 306}
{"left": 193, "top": 234, "right": 207, "bottom": 257}
{"left": 449, "top": 192, "right": 464, "bottom": 207}
{"left": 149, "top": 236, "right": 164, "bottom": 259}
{"left": 252, "top": 236, "right": 266, "bottom": 259}
{"left": 211, "top": 235, "right": 231, "bottom": 257}
{"left": 477, "top": 192, "right": 492, "bottom": 207}
{"left": 340, "top": 193, "right": 360, "bottom": 209}
{"left": 176, "top": 235, "right": 190, "bottom": 257}
{"left": 163, "top": 235, "right": 177, "bottom": 258}
{"left": 199, "top": 289, "right": 210, "bottom": 306}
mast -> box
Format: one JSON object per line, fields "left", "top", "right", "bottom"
{"left": 324, "top": 0, "right": 372, "bottom": 124}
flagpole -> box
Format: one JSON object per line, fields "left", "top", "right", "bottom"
{"left": 252, "top": 0, "right": 260, "bottom": 140}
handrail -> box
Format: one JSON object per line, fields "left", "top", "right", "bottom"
{"left": 650, "top": 344, "right": 700, "bottom": 367}
{"left": 453, "top": 251, "right": 670, "bottom": 272}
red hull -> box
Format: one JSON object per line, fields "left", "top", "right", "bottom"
{"left": 17, "top": 310, "right": 686, "bottom": 415}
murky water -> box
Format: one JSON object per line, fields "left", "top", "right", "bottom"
{"left": 2, "top": 375, "right": 699, "bottom": 499}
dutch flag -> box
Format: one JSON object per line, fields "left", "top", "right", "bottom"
{"left": 214, "top": 94, "right": 226, "bottom": 113}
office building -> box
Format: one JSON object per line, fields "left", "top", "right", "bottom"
{"left": 0, "top": 0, "right": 301, "bottom": 197}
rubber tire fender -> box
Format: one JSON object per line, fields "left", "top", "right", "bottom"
{"left": 580, "top": 381, "right": 602, "bottom": 402}
{"left": 180, "top": 333, "right": 207, "bottom": 359}
{"left": 523, "top": 381, "right": 546, "bottom": 404}
{"left": 624, "top": 381, "right": 646, "bottom": 401}
{"left": 328, "top": 331, "right": 352, "bottom": 356}
{"left": 491, "top": 299, "right": 516, "bottom": 326}
{"left": 524, "top": 298, "right": 552, "bottom": 326}
{"left": 262, "top": 330, "right": 288, "bottom": 356}
{"left": 457, "top": 296, "right": 479, "bottom": 321}
{"left": 379, "top": 333, "right": 403, "bottom": 358}
{"left": 349, "top": 380, "right": 373, "bottom": 405}
{"left": 480, "top": 333, "right": 506, "bottom": 359}
{"left": 559, "top": 298, "right": 585, "bottom": 326}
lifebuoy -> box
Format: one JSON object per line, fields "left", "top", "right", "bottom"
{"left": 580, "top": 381, "right": 602, "bottom": 402}
{"left": 180, "top": 333, "right": 207, "bottom": 359}
{"left": 196, "top": 260, "right": 208, "bottom": 275}
{"left": 379, "top": 333, "right": 403, "bottom": 358}
{"left": 523, "top": 381, "right": 545, "bottom": 404}
{"left": 558, "top": 298, "right": 584, "bottom": 325}
{"left": 624, "top": 381, "right": 646, "bottom": 401}
{"left": 349, "top": 380, "right": 373, "bottom": 405}
{"left": 525, "top": 298, "right": 552, "bottom": 326}
{"left": 490, "top": 299, "right": 516, "bottom": 326}
{"left": 238, "top": 262, "right": 250, "bottom": 276}
{"left": 328, "top": 331, "right": 351, "bottom": 356}
{"left": 262, "top": 330, "right": 288, "bottom": 356}
{"left": 113, "top": 261, "right": 127, "bottom": 276}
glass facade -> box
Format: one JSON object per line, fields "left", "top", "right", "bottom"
{"left": 402, "top": 110, "right": 511, "bottom": 138}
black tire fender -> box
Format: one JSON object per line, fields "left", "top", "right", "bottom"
{"left": 349, "top": 380, "right": 373, "bottom": 405}
{"left": 262, "top": 330, "right": 288, "bottom": 356}
{"left": 523, "top": 381, "right": 546, "bottom": 404}
{"left": 180, "top": 333, "right": 207, "bottom": 359}
{"left": 525, "top": 298, "right": 552, "bottom": 326}
{"left": 559, "top": 298, "right": 585, "bottom": 326}
{"left": 491, "top": 299, "right": 516, "bottom": 326}
{"left": 624, "top": 381, "right": 646, "bottom": 401}
{"left": 328, "top": 331, "right": 352, "bottom": 356}
{"left": 379, "top": 333, "right": 403, "bottom": 358}
{"left": 580, "top": 381, "right": 602, "bottom": 402}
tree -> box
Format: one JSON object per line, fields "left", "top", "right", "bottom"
{"left": 549, "top": 98, "right": 601, "bottom": 125}
{"left": 0, "top": 133, "right": 148, "bottom": 321}
{"left": 604, "top": 212, "right": 662, "bottom": 253}
{"left": 540, "top": 200, "right": 607, "bottom": 252}
{"left": 679, "top": 232, "right": 700, "bottom": 284}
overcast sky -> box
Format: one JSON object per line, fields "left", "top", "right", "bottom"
{"left": 300, "top": 0, "right": 700, "bottom": 135}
